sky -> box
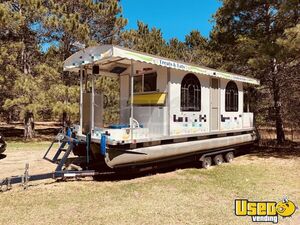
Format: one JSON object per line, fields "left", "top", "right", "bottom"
{"left": 121, "top": 0, "right": 222, "bottom": 41}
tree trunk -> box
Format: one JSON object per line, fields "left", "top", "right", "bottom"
{"left": 6, "top": 111, "right": 12, "bottom": 124}
{"left": 273, "top": 88, "right": 285, "bottom": 144}
{"left": 24, "top": 111, "right": 35, "bottom": 140}
{"left": 272, "top": 59, "right": 285, "bottom": 144}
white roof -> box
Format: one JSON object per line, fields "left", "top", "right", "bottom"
{"left": 63, "top": 45, "right": 260, "bottom": 85}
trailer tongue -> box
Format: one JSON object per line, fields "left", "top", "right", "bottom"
{"left": 0, "top": 132, "right": 111, "bottom": 192}
{"left": 0, "top": 165, "right": 99, "bottom": 191}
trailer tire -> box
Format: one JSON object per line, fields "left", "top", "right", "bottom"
{"left": 213, "top": 154, "right": 223, "bottom": 165}
{"left": 201, "top": 157, "right": 212, "bottom": 169}
{"left": 224, "top": 152, "right": 234, "bottom": 163}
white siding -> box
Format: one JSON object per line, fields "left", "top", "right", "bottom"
{"left": 169, "top": 70, "right": 210, "bottom": 136}
{"left": 220, "top": 80, "right": 243, "bottom": 130}
{"left": 120, "top": 62, "right": 250, "bottom": 139}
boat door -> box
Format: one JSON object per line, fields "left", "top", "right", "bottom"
{"left": 210, "top": 78, "right": 220, "bottom": 131}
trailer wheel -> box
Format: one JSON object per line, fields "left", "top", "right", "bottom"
{"left": 213, "top": 154, "right": 223, "bottom": 165}
{"left": 201, "top": 157, "right": 212, "bottom": 169}
{"left": 224, "top": 152, "right": 234, "bottom": 163}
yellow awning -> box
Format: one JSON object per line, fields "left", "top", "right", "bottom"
{"left": 130, "top": 93, "right": 167, "bottom": 106}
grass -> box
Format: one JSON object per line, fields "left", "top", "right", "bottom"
{"left": 5, "top": 141, "right": 55, "bottom": 151}
{"left": 0, "top": 142, "right": 299, "bottom": 225}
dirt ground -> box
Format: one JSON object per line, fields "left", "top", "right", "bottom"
{"left": 0, "top": 142, "right": 57, "bottom": 178}
{"left": 0, "top": 141, "right": 299, "bottom": 225}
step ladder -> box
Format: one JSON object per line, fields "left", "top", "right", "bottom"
{"left": 43, "top": 134, "right": 76, "bottom": 172}
{"left": 0, "top": 132, "right": 102, "bottom": 191}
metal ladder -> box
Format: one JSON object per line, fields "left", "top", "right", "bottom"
{"left": 0, "top": 132, "right": 103, "bottom": 192}
{"left": 43, "top": 135, "right": 75, "bottom": 172}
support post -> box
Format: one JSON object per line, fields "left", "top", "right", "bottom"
{"left": 130, "top": 59, "right": 134, "bottom": 142}
{"left": 167, "top": 68, "right": 171, "bottom": 136}
{"left": 91, "top": 68, "right": 95, "bottom": 134}
{"left": 22, "top": 163, "right": 29, "bottom": 190}
{"left": 79, "top": 67, "right": 83, "bottom": 135}
{"left": 86, "top": 132, "right": 91, "bottom": 167}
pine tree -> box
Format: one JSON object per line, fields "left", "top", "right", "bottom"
{"left": 121, "top": 21, "right": 168, "bottom": 56}
{"left": 184, "top": 30, "right": 223, "bottom": 67}
{"left": 42, "top": 0, "right": 127, "bottom": 125}
{"left": 0, "top": 2, "right": 23, "bottom": 122}
{"left": 0, "top": 0, "right": 46, "bottom": 131}
{"left": 0, "top": 0, "right": 127, "bottom": 137}
{"left": 45, "top": 0, "right": 127, "bottom": 60}
{"left": 276, "top": 24, "right": 300, "bottom": 130}
{"left": 211, "top": 0, "right": 300, "bottom": 144}
{"left": 122, "top": 24, "right": 221, "bottom": 68}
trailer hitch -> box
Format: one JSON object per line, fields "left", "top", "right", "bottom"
{"left": 0, "top": 163, "right": 31, "bottom": 191}
{"left": 0, "top": 177, "right": 12, "bottom": 192}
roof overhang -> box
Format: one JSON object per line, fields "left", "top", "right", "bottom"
{"left": 63, "top": 45, "right": 260, "bottom": 85}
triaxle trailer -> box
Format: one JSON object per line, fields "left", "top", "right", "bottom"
{"left": 0, "top": 131, "right": 250, "bottom": 191}
{"left": 0, "top": 132, "right": 250, "bottom": 191}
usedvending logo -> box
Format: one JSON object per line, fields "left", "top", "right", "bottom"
{"left": 235, "top": 197, "right": 298, "bottom": 223}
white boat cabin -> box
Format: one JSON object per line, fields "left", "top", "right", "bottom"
{"left": 63, "top": 45, "right": 259, "bottom": 145}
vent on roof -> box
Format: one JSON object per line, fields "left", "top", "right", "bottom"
{"left": 110, "top": 66, "right": 127, "bottom": 74}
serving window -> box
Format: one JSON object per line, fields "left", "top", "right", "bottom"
{"left": 134, "top": 72, "right": 157, "bottom": 93}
